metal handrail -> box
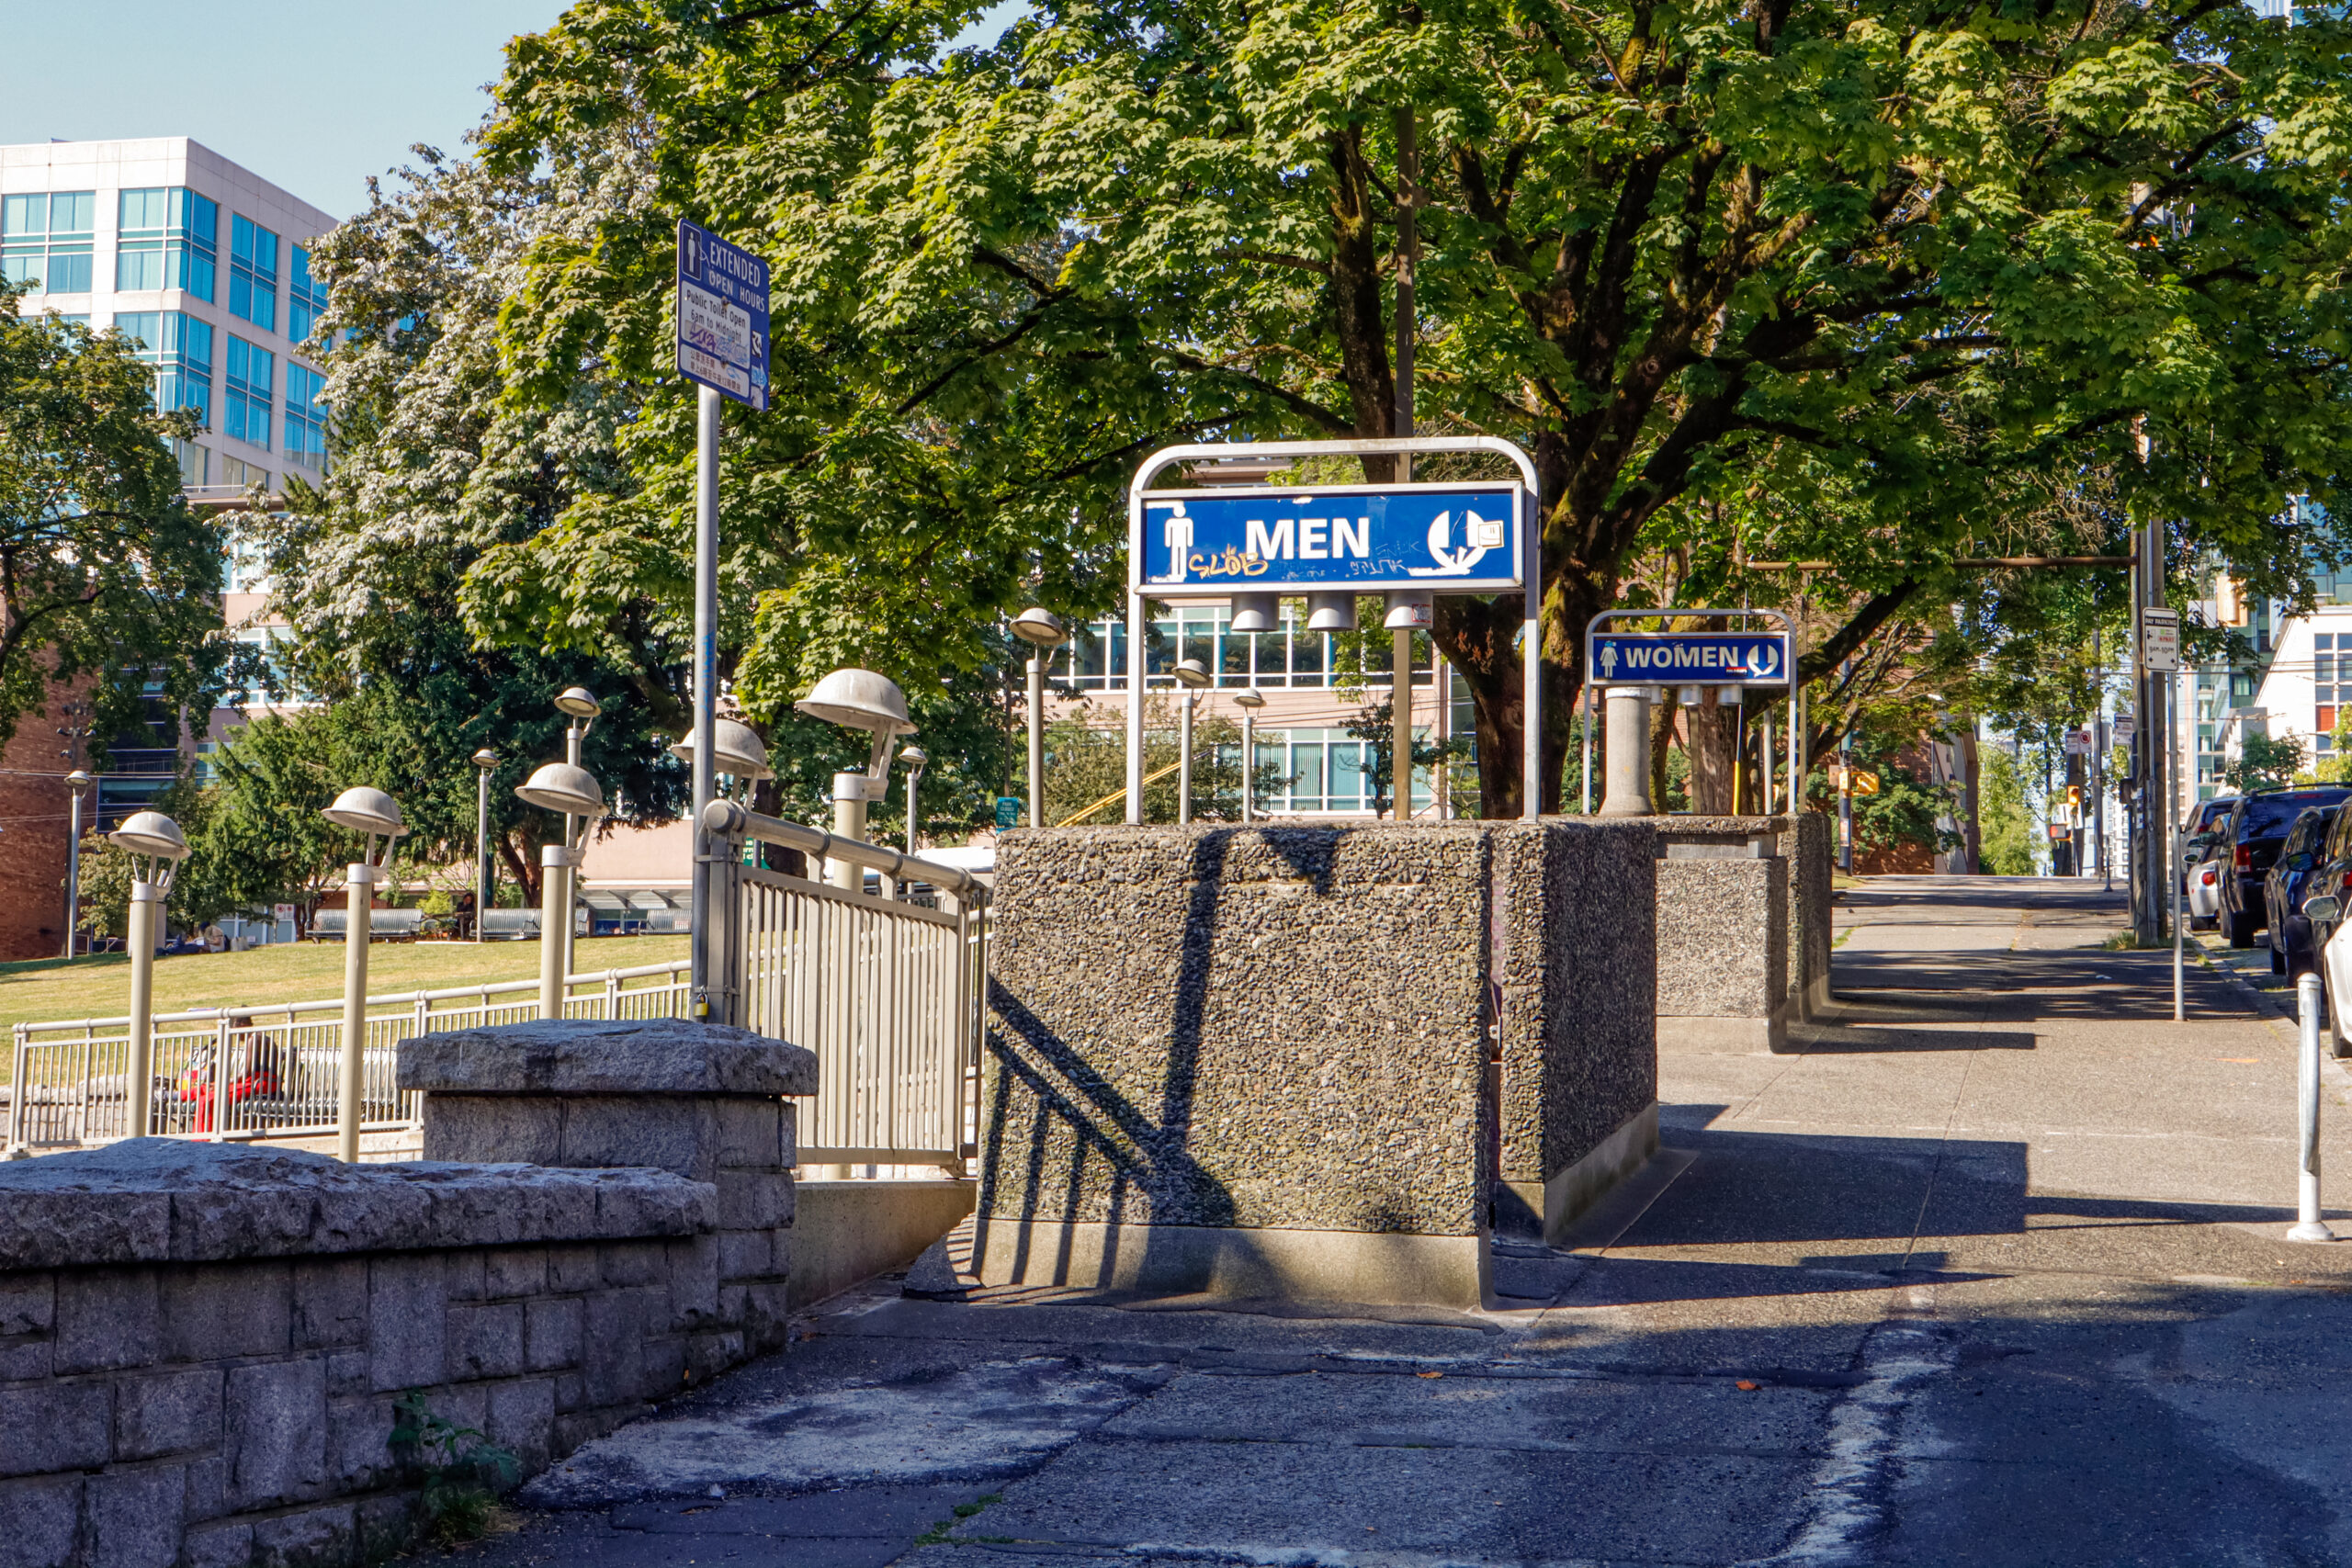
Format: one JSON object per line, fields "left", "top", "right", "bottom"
{"left": 699, "top": 799, "right": 988, "bottom": 900}
{"left": 13, "top": 959, "right": 692, "bottom": 1033}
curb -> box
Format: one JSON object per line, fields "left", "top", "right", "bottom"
{"left": 2187, "top": 934, "right": 2352, "bottom": 1098}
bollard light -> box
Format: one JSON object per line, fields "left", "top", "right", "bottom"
{"left": 62, "top": 770, "right": 92, "bottom": 961}
{"left": 518, "top": 761, "right": 605, "bottom": 1021}
{"left": 1235, "top": 689, "right": 1266, "bottom": 823}
{"left": 797, "top": 669, "right": 917, "bottom": 893}
{"left": 109, "top": 810, "right": 191, "bottom": 1140}
{"left": 901, "top": 745, "right": 929, "bottom": 853}
{"left": 472, "top": 749, "right": 500, "bottom": 942}
{"left": 1173, "top": 658, "right": 1212, "bottom": 824}
{"left": 1011, "top": 610, "right": 1067, "bottom": 833}
{"left": 321, "top": 787, "right": 407, "bottom": 1161}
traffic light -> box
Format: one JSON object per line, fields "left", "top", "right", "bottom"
{"left": 2065, "top": 784, "right": 2083, "bottom": 810}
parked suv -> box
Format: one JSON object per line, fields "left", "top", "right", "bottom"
{"left": 2220, "top": 787, "right": 2352, "bottom": 947}
{"left": 2266, "top": 805, "right": 2340, "bottom": 976}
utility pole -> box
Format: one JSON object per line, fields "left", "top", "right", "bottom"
{"left": 1391, "top": 107, "right": 1420, "bottom": 824}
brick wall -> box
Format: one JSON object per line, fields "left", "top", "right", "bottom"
{"left": 0, "top": 699, "right": 75, "bottom": 962}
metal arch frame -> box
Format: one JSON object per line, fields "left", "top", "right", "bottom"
{"left": 1580, "top": 607, "right": 1802, "bottom": 818}
{"left": 1125, "top": 436, "right": 1544, "bottom": 824}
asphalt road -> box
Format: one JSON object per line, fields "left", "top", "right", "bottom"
{"left": 424, "top": 874, "right": 2352, "bottom": 1568}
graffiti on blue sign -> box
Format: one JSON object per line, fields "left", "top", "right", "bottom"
{"left": 1591, "top": 633, "right": 1792, "bottom": 685}
{"left": 1136, "top": 483, "right": 1523, "bottom": 593}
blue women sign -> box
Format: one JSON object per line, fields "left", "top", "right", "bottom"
{"left": 1590, "top": 632, "right": 1792, "bottom": 685}
{"left": 1134, "top": 481, "right": 1526, "bottom": 595}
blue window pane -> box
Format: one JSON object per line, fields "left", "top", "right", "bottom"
{"left": 117, "top": 244, "right": 164, "bottom": 291}
{"left": 50, "top": 193, "right": 93, "bottom": 234}
{"left": 119, "top": 188, "right": 168, "bottom": 231}
{"left": 2, "top": 253, "right": 42, "bottom": 288}
{"left": 180, "top": 315, "right": 211, "bottom": 373}
{"left": 115, "top": 311, "right": 161, "bottom": 352}
{"left": 288, "top": 245, "right": 328, "bottom": 343}
{"left": 3, "top": 194, "right": 44, "bottom": 234}
{"left": 46, "top": 253, "right": 90, "bottom": 292}
{"left": 229, "top": 215, "right": 278, "bottom": 331}
{"left": 179, "top": 248, "right": 214, "bottom": 301}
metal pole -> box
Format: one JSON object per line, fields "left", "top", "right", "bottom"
{"left": 336, "top": 864, "right": 372, "bottom": 1162}
{"left": 831, "top": 774, "right": 866, "bottom": 892}
{"left": 690, "top": 383, "right": 720, "bottom": 1014}
{"left": 1395, "top": 107, "right": 1418, "bottom": 827}
{"left": 1436, "top": 658, "right": 1452, "bottom": 819}
{"left": 1027, "top": 655, "right": 1046, "bottom": 829}
{"left": 564, "top": 720, "right": 584, "bottom": 984}
{"left": 2173, "top": 826, "right": 2186, "bottom": 1021}
{"left": 1242, "top": 707, "right": 1256, "bottom": 823}
{"left": 1762, "top": 715, "right": 1775, "bottom": 815}
{"left": 1521, "top": 501, "right": 1542, "bottom": 821}
{"left": 63, "top": 785, "right": 83, "bottom": 959}
{"left": 538, "top": 845, "right": 569, "bottom": 1020}
{"left": 476, "top": 764, "right": 492, "bottom": 942}
{"left": 1179, "top": 690, "right": 1194, "bottom": 826}
{"left": 1579, "top": 682, "right": 1593, "bottom": 816}
{"left": 908, "top": 769, "right": 921, "bottom": 854}
{"left": 125, "top": 881, "right": 159, "bottom": 1136}
{"left": 1125, "top": 587, "right": 1146, "bottom": 823}
{"left": 2291, "top": 971, "right": 2335, "bottom": 1241}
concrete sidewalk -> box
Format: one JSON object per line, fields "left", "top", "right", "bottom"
{"left": 424, "top": 875, "right": 2352, "bottom": 1568}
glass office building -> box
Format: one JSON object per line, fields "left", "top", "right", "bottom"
{"left": 2, "top": 138, "right": 335, "bottom": 502}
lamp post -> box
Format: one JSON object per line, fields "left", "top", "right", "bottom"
{"left": 667, "top": 719, "right": 775, "bottom": 801}
{"left": 471, "top": 749, "right": 498, "bottom": 942}
{"left": 900, "top": 746, "right": 929, "bottom": 853}
{"left": 1011, "top": 607, "right": 1067, "bottom": 830}
{"left": 108, "top": 810, "right": 189, "bottom": 1137}
{"left": 321, "top": 787, "right": 407, "bottom": 1162}
{"left": 62, "top": 769, "right": 91, "bottom": 959}
{"left": 552, "top": 688, "right": 602, "bottom": 982}
{"left": 516, "top": 761, "right": 604, "bottom": 1022}
{"left": 795, "top": 669, "right": 917, "bottom": 893}
{"left": 1172, "top": 657, "right": 1212, "bottom": 824}
{"left": 1235, "top": 690, "right": 1265, "bottom": 822}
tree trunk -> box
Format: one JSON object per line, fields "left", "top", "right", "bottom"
{"left": 1688, "top": 691, "right": 1737, "bottom": 814}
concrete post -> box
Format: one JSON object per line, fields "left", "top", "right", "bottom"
{"left": 1600, "top": 687, "right": 1655, "bottom": 817}
{"left": 537, "top": 846, "right": 569, "bottom": 1023}
{"left": 337, "top": 865, "right": 374, "bottom": 1161}
{"left": 1027, "top": 654, "right": 1046, "bottom": 830}
{"left": 1179, "top": 691, "right": 1195, "bottom": 825}
{"left": 1241, "top": 707, "right": 1256, "bottom": 823}
{"left": 2291, "top": 972, "right": 2335, "bottom": 1241}
{"left": 125, "top": 882, "right": 160, "bottom": 1137}
{"left": 831, "top": 773, "right": 866, "bottom": 893}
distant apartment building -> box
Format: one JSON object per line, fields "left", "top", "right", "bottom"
{"left": 1, "top": 139, "right": 332, "bottom": 956}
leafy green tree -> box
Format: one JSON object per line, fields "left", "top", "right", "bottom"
{"left": 2226, "top": 732, "right": 2307, "bottom": 794}
{"left": 0, "top": 289, "right": 243, "bottom": 755}
{"left": 1042, "top": 698, "right": 1268, "bottom": 826}
{"left": 1977, "top": 750, "right": 2041, "bottom": 877}
{"left": 481, "top": 0, "right": 2352, "bottom": 816}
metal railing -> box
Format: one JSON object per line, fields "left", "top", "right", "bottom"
{"left": 7, "top": 960, "right": 691, "bottom": 1151}
{"left": 702, "top": 801, "right": 989, "bottom": 1168}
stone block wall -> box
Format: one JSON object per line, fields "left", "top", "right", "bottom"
{"left": 0, "top": 1141, "right": 724, "bottom": 1568}
{"left": 981, "top": 821, "right": 1660, "bottom": 1297}
{"left": 399, "top": 1020, "right": 816, "bottom": 1356}
{"left": 1490, "top": 821, "right": 1659, "bottom": 1236}
{"left": 1654, "top": 817, "right": 1792, "bottom": 1051}
{"left": 1790, "top": 812, "right": 1833, "bottom": 1017}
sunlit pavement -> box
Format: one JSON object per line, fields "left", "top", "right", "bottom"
{"left": 425, "top": 875, "right": 2352, "bottom": 1568}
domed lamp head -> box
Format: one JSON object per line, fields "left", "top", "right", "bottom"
{"left": 515, "top": 761, "right": 605, "bottom": 822}
{"left": 1234, "top": 688, "right": 1267, "bottom": 710}
{"left": 667, "top": 718, "right": 774, "bottom": 781}
{"left": 64, "top": 769, "right": 92, "bottom": 794}
{"left": 1012, "top": 607, "right": 1068, "bottom": 648}
{"left": 111, "top": 809, "right": 191, "bottom": 892}
{"left": 797, "top": 668, "right": 917, "bottom": 795}
{"left": 1173, "top": 658, "right": 1213, "bottom": 690}
{"left": 471, "top": 748, "right": 499, "bottom": 770}
{"left": 553, "top": 686, "right": 603, "bottom": 721}
{"left": 900, "top": 744, "right": 929, "bottom": 775}
{"left": 322, "top": 786, "right": 406, "bottom": 840}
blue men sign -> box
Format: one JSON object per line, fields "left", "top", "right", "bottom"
{"left": 1134, "top": 481, "right": 1526, "bottom": 594}
{"left": 676, "top": 219, "right": 771, "bottom": 412}
{"left": 1591, "top": 632, "right": 1792, "bottom": 685}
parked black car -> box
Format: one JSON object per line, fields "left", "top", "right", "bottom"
{"left": 2221, "top": 787, "right": 2352, "bottom": 947}
{"left": 2265, "top": 806, "right": 2341, "bottom": 976}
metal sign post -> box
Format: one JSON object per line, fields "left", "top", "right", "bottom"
{"left": 1125, "top": 436, "right": 1543, "bottom": 822}
{"left": 676, "top": 219, "right": 772, "bottom": 1016}
{"left": 1582, "top": 610, "right": 1800, "bottom": 817}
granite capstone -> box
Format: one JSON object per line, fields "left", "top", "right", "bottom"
{"left": 396, "top": 1019, "right": 817, "bottom": 1098}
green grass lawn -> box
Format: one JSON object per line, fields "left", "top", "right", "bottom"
{"left": 0, "top": 935, "right": 689, "bottom": 1077}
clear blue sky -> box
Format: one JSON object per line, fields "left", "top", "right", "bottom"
{"left": 0, "top": 0, "right": 572, "bottom": 219}
{"left": 1, "top": 0, "right": 1031, "bottom": 224}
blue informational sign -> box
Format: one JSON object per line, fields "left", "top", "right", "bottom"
{"left": 1591, "top": 632, "right": 1793, "bottom": 685}
{"left": 676, "top": 219, "right": 771, "bottom": 412}
{"left": 1135, "top": 481, "right": 1525, "bottom": 595}
{"left": 995, "top": 795, "right": 1022, "bottom": 830}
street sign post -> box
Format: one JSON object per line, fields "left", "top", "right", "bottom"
{"left": 1589, "top": 631, "right": 1794, "bottom": 686}
{"left": 2113, "top": 716, "right": 2137, "bottom": 746}
{"left": 2063, "top": 729, "right": 2091, "bottom": 756}
{"left": 677, "top": 220, "right": 773, "bottom": 1019}
{"left": 2141, "top": 607, "right": 2179, "bottom": 673}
